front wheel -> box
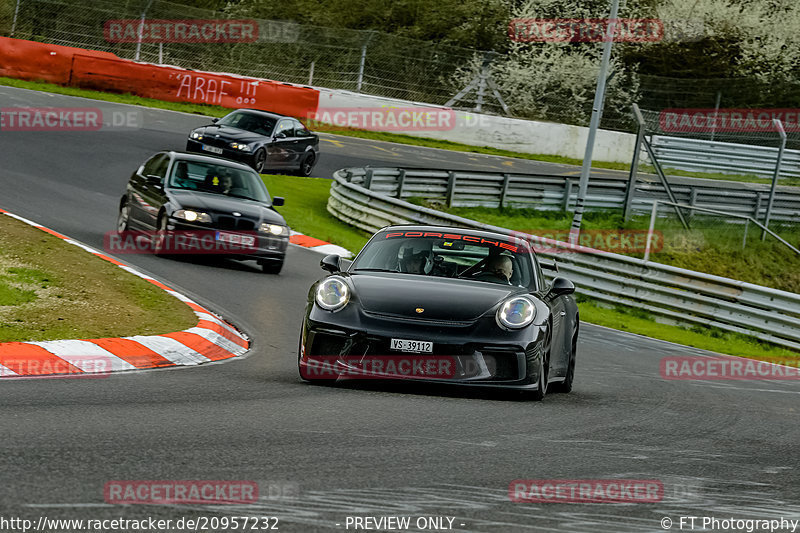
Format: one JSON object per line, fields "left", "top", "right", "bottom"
{"left": 261, "top": 259, "right": 283, "bottom": 274}
{"left": 252, "top": 148, "right": 267, "bottom": 174}
{"left": 117, "top": 201, "right": 131, "bottom": 232}
{"left": 551, "top": 324, "right": 577, "bottom": 394}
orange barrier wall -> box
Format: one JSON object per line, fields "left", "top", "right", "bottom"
{"left": 0, "top": 37, "right": 320, "bottom": 118}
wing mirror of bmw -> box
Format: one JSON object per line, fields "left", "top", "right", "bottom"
{"left": 548, "top": 277, "right": 575, "bottom": 297}
{"left": 145, "top": 174, "right": 163, "bottom": 187}
{"left": 211, "top": 117, "right": 219, "bottom": 123}
{"left": 272, "top": 197, "right": 285, "bottom": 207}
{"left": 320, "top": 254, "right": 341, "bottom": 273}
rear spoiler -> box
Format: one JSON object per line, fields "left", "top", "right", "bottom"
{"left": 540, "top": 259, "right": 559, "bottom": 273}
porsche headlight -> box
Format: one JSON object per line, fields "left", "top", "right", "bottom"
{"left": 496, "top": 296, "right": 536, "bottom": 329}
{"left": 173, "top": 209, "right": 212, "bottom": 223}
{"left": 190, "top": 131, "right": 203, "bottom": 140}
{"left": 315, "top": 276, "right": 350, "bottom": 312}
{"left": 230, "top": 142, "right": 252, "bottom": 152}
{"left": 259, "top": 223, "right": 288, "bottom": 236}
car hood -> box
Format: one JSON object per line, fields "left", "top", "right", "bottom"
{"left": 196, "top": 125, "right": 265, "bottom": 143}
{"left": 169, "top": 190, "right": 285, "bottom": 224}
{"left": 349, "top": 273, "right": 522, "bottom": 322}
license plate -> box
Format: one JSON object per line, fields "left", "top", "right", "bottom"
{"left": 390, "top": 339, "right": 433, "bottom": 353}
{"left": 216, "top": 232, "right": 255, "bottom": 246}
{"left": 202, "top": 144, "right": 223, "bottom": 154}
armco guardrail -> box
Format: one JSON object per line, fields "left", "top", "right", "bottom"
{"left": 328, "top": 168, "right": 800, "bottom": 351}
{"left": 339, "top": 166, "right": 800, "bottom": 222}
{"left": 651, "top": 136, "right": 800, "bottom": 180}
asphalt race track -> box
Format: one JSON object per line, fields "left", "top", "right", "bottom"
{"left": 1, "top": 86, "right": 799, "bottom": 532}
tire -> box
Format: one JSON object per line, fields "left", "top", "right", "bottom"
{"left": 152, "top": 213, "right": 169, "bottom": 257}
{"left": 523, "top": 326, "right": 550, "bottom": 401}
{"left": 252, "top": 149, "right": 267, "bottom": 174}
{"left": 117, "top": 201, "right": 131, "bottom": 232}
{"left": 550, "top": 323, "right": 578, "bottom": 394}
{"left": 261, "top": 259, "right": 284, "bottom": 274}
{"left": 296, "top": 153, "right": 316, "bottom": 177}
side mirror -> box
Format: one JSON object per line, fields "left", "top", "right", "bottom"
{"left": 272, "top": 197, "right": 285, "bottom": 207}
{"left": 211, "top": 118, "right": 219, "bottom": 123}
{"left": 548, "top": 277, "right": 575, "bottom": 297}
{"left": 146, "top": 174, "right": 162, "bottom": 187}
{"left": 273, "top": 132, "right": 287, "bottom": 140}
{"left": 320, "top": 254, "right": 341, "bottom": 273}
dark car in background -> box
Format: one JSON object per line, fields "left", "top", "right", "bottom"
{"left": 299, "top": 225, "right": 580, "bottom": 400}
{"left": 186, "top": 109, "right": 319, "bottom": 176}
{"left": 117, "top": 151, "right": 290, "bottom": 273}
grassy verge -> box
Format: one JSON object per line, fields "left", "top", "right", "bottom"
{"left": 3, "top": 76, "right": 793, "bottom": 186}
{"left": 0, "top": 214, "right": 197, "bottom": 342}
{"left": 262, "top": 174, "right": 372, "bottom": 255}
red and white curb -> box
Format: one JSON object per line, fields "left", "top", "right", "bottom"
{"left": 0, "top": 208, "right": 249, "bottom": 379}
{"left": 289, "top": 231, "right": 353, "bottom": 258}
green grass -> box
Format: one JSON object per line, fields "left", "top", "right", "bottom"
{"left": 262, "top": 174, "right": 372, "bottom": 255}
{"left": 577, "top": 295, "right": 799, "bottom": 361}
{"left": 2, "top": 76, "right": 792, "bottom": 186}
{"left": 0, "top": 215, "right": 197, "bottom": 342}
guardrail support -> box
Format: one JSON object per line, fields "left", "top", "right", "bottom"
{"left": 623, "top": 106, "right": 646, "bottom": 221}
{"left": 500, "top": 173, "right": 511, "bottom": 208}
{"left": 644, "top": 201, "right": 658, "bottom": 262}
{"left": 762, "top": 119, "right": 786, "bottom": 240}
{"left": 396, "top": 169, "right": 406, "bottom": 199}
{"left": 446, "top": 171, "right": 457, "bottom": 207}
{"left": 364, "top": 168, "right": 374, "bottom": 189}
{"left": 562, "top": 180, "right": 572, "bottom": 211}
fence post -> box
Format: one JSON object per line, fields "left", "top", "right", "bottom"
{"left": 10, "top": 0, "right": 20, "bottom": 37}
{"left": 762, "top": 118, "right": 786, "bottom": 240}
{"left": 396, "top": 169, "right": 406, "bottom": 199}
{"left": 562, "top": 180, "right": 572, "bottom": 211}
{"left": 499, "top": 173, "right": 511, "bottom": 208}
{"left": 356, "top": 31, "right": 376, "bottom": 93}
{"left": 688, "top": 188, "right": 698, "bottom": 223}
{"left": 623, "top": 105, "right": 646, "bottom": 221}
{"left": 308, "top": 61, "right": 315, "bottom": 85}
{"left": 644, "top": 201, "right": 658, "bottom": 262}
{"left": 134, "top": 0, "right": 155, "bottom": 62}
{"left": 446, "top": 171, "right": 457, "bottom": 207}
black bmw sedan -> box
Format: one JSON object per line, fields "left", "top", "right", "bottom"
{"left": 116, "top": 151, "right": 290, "bottom": 273}
{"left": 299, "top": 225, "right": 580, "bottom": 400}
{"left": 186, "top": 109, "right": 319, "bottom": 176}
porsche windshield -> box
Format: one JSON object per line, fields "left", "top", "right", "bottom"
{"left": 216, "top": 111, "right": 276, "bottom": 136}
{"left": 167, "top": 160, "right": 272, "bottom": 203}
{"left": 352, "top": 231, "right": 534, "bottom": 287}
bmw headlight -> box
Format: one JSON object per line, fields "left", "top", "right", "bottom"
{"left": 496, "top": 296, "right": 536, "bottom": 329}
{"left": 315, "top": 276, "right": 350, "bottom": 312}
{"left": 190, "top": 131, "right": 203, "bottom": 140}
{"left": 259, "top": 223, "right": 288, "bottom": 236}
{"left": 173, "top": 209, "right": 212, "bottom": 223}
{"left": 230, "top": 142, "right": 252, "bottom": 152}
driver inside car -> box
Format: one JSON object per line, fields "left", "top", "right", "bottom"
{"left": 472, "top": 254, "right": 513, "bottom": 285}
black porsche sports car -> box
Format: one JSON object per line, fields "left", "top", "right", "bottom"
{"left": 116, "top": 151, "right": 290, "bottom": 273}
{"left": 186, "top": 109, "right": 319, "bottom": 176}
{"left": 298, "top": 225, "right": 579, "bottom": 400}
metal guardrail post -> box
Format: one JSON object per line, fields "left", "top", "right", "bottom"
{"left": 762, "top": 119, "right": 786, "bottom": 240}
{"left": 623, "top": 104, "right": 646, "bottom": 221}
{"left": 644, "top": 201, "right": 658, "bottom": 262}
{"left": 364, "top": 168, "right": 374, "bottom": 189}
{"left": 396, "top": 169, "right": 406, "bottom": 199}
{"left": 446, "top": 171, "right": 457, "bottom": 207}
{"left": 499, "top": 173, "right": 510, "bottom": 208}
{"left": 562, "top": 180, "right": 572, "bottom": 211}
